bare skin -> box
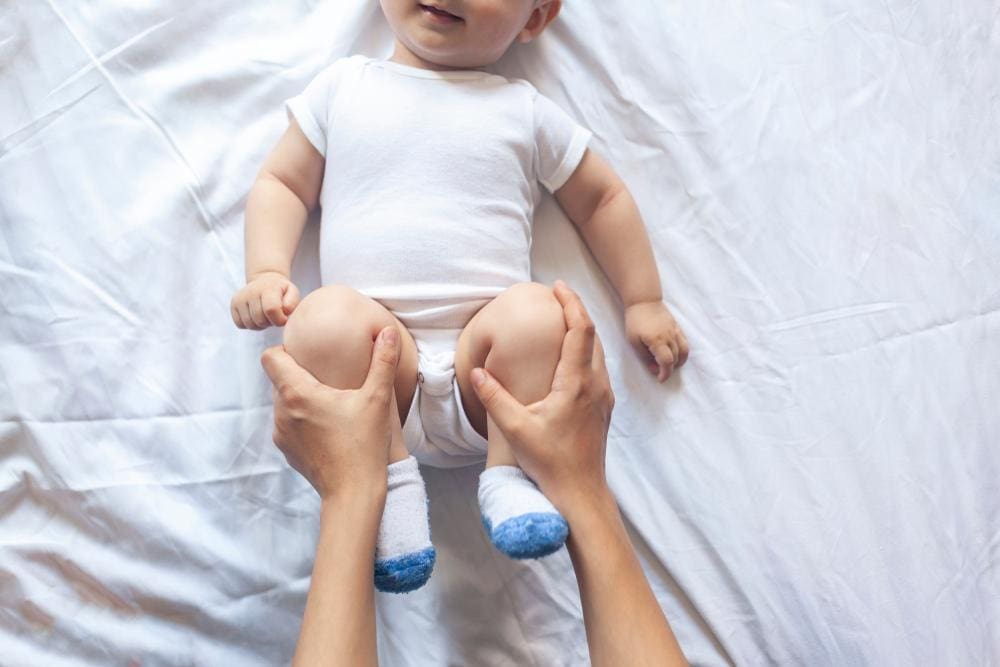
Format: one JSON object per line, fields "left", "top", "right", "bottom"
{"left": 231, "top": 118, "right": 689, "bottom": 469}
{"left": 230, "top": 0, "right": 689, "bottom": 389}
{"left": 469, "top": 282, "right": 687, "bottom": 665}
{"left": 230, "top": 1, "right": 690, "bottom": 468}
{"left": 262, "top": 283, "right": 688, "bottom": 666}
{"left": 281, "top": 281, "right": 566, "bottom": 469}
{"left": 261, "top": 327, "right": 402, "bottom": 667}
{"left": 240, "top": 2, "right": 691, "bottom": 663}
{"left": 280, "top": 286, "right": 420, "bottom": 464}
{"left": 379, "top": 0, "right": 564, "bottom": 71}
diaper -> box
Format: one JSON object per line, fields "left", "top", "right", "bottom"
{"left": 400, "top": 328, "right": 489, "bottom": 468}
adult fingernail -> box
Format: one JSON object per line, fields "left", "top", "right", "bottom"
{"left": 381, "top": 328, "right": 399, "bottom": 345}
{"left": 471, "top": 368, "right": 486, "bottom": 387}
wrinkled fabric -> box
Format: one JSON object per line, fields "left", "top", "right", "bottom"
{"left": 1, "top": 1, "right": 998, "bottom": 665}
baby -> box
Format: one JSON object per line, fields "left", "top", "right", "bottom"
{"left": 231, "top": 0, "right": 688, "bottom": 593}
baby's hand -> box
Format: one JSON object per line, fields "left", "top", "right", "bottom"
{"left": 230, "top": 271, "right": 301, "bottom": 330}
{"left": 624, "top": 300, "right": 689, "bottom": 382}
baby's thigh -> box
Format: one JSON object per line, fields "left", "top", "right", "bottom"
{"left": 283, "top": 285, "right": 419, "bottom": 423}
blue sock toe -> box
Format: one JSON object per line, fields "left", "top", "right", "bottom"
{"left": 374, "top": 547, "right": 436, "bottom": 593}
{"left": 485, "top": 512, "right": 569, "bottom": 560}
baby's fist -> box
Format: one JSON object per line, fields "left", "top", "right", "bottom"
{"left": 230, "top": 272, "right": 301, "bottom": 330}
{"left": 624, "top": 300, "right": 689, "bottom": 382}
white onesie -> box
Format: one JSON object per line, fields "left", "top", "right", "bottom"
{"left": 286, "top": 55, "right": 592, "bottom": 467}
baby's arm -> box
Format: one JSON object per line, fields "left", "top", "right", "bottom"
{"left": 231, "top": 119, "right": 324, "bottom": 330}
{"left": 555, "top": 150, "right": 689, "bottom": 381}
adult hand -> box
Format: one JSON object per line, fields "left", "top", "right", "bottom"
{"left": 469, "top": 280, "right": 615, "bottom": 515}
{"left": 260, "top": 326, "right": 401, "bottom": 501}
{"left": 473, "top": 282, "right": 687, "bottom": 666}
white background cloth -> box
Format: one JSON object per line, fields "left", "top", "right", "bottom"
{"left": 1, "top": 1, "right": 998, "bottom": 665}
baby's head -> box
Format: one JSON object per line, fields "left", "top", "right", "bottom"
{"left": 380, "top": 0, "right": 562, "bottom": 70}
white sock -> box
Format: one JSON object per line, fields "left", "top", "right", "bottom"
{"left": 478, "top": 465, "right": 568, "bottom": 559}
{"left": 374, "top": 456, "right": 435, "bottom": 593}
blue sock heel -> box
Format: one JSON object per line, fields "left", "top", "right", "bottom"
{"left": 374, "top": 546, "right": 436, "bottom": 593}
{"left": 483, "top": 512, "right": 569, "bottom": 560}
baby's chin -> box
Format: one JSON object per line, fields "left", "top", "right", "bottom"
{"left": 405, "top": 34, "right": 507, "bottom": 69}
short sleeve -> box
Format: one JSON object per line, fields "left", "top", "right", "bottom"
{"left": 284, "top": 61, "right": 344, "bottom": 157}
{"left": 533, "top": 92, "right": 593, "bottom": 193}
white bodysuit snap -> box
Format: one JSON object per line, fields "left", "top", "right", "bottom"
{"left": 286, "top": 56, "right": 592, "bottom": 467}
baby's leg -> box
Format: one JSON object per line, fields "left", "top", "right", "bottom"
{"left": 455, "top": 283, "right": 569, "bottom": 559}
{"left": 284, "top": 285, "right": 434, "bottom": 593}
{"left": 283, "top": 285, "right": 418, "bottom": 463}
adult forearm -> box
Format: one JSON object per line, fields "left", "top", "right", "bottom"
{"left": 293, "top": 491, "right": 386, "bottom": 667}
{"left": 566, "top": 490, "right": 687, "bottom": 667}
{"left": 577, "top": 188, "right": 662, "bottom": 308}
{"left": 244, "top": 173, "right": 310, "bottom": 280}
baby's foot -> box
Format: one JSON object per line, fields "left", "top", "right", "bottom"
{"left": 374, "top": 456, "right": 436, "bottom": 593}
{"left": 478, "top": 466, "right": 568, "bottom": 559}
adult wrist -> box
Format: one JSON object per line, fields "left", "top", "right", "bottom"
{"left": 564, "top": 487, "right": 625, "bottom": 552}
{"left": 320, "top": 482, "right": 387, "bottom": 517}
{"left": 559, "top": 482, "right": 617, "bottom": 530}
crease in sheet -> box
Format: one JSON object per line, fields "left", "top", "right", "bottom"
{"left": 625, "top": 515, "right": 737, "bottom": 666}
{"left": 3, "top": 403, "right": 270, "bottom": 425}
{"left": 0, "top": 259, "right": 40, "bottom": 279}
{"left": 764, "top": 302, "right": 900, "bottom": 333}
{"left": 0, "top": 86, "right": 100, "bottom": 159}
{"left": 3, "top": 468, "right": 287, "bottom": 498}
{"left": 40, "top": 250, "right": 141, "bottom": 327}
{"left": 41, "top": 0, "right": 238, "bottom": 284}
{"left": 789, "top": 307, "right": 1000, "bottom": 362}
{"left": 45, "top": 18, "right": 173, "bottom": 99}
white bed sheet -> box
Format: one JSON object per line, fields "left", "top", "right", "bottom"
{"left": 2, "top": 1, "right": 998, "bottom": 665}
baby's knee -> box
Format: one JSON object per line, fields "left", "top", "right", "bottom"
{"left": 283, "top": 285, "right": 385, "bottom": 387}
{"left": 488, "top": 283, "right": 566, "bottom": 362}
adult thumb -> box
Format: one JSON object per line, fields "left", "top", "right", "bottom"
{"left": 362, "top": 326, "right": 401, "bottom": 403}
{"left": 470, "top": 368, "right": 525, "bottom": 435}
{"left": 261, "top": 345, "right": 319, "bottom": 391}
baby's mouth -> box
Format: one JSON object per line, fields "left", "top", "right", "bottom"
{"left": 418, "top": 3, "right": 463, "bottom": 23}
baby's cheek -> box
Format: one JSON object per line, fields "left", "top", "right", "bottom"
{"left": 473, "top": 3, "right": 526, "bottom": 44}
